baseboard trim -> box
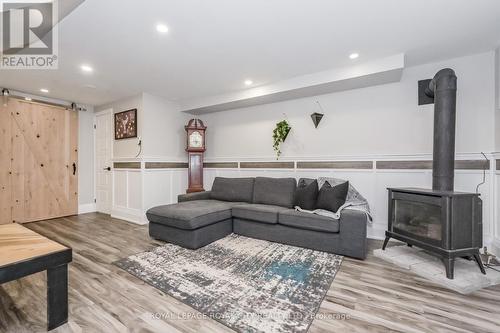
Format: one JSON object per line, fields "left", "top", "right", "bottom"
{"left": 111, "top": 206, "right": 148, "bottom": 225}
{"left": 78, "top": 203, "right": 97, "bottom": 214}
{"left": 367, "top": 222, "right": 386, "bottom": 240}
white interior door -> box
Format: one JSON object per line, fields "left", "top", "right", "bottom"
{"left": 95, "top": 110, "right": 113, "bottom": 214}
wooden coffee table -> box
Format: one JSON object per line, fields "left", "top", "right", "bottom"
{"left": 0, "top": 223, "right": 72, "bottom": 331}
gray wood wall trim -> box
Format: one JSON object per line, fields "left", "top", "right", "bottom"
{"left": 376, "top": 160, "right": 490, "bottom": 170}
{"left": 113, "top": 159, "right": 491, "bottom": 170}
{"left": 297, "top": 161, "right": 373, "bottom": 169}
{"left": 145, "top": 162, "right": 188, "bottom": 169}
{"left": 203, "top": 162, "right": 239, "bottom": 168}
{"left": 240, "top": 162, "right": 295, "bottom": 169}
{"left": 454, "top": 160, "right": 490, "bottom": 170}
{"left": 376, "top": 160, "right": 432, "bottom": 169}
{"left": 113, "top": 162, "right": 141, "bottom": 169}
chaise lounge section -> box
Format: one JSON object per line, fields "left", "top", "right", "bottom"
{"left": 147, "top": 177, "right": 368, "bottom": 259}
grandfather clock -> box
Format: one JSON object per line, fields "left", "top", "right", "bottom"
{"left": 185, "top": 119, "right": 207, "bottom": 193}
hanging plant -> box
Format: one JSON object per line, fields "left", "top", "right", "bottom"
{"left": 272, "top": 120, "right": 291, "bottom": 159}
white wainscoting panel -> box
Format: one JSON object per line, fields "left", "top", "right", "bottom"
{"left": 143, "top": 169, "right": 188, "bottom": 213}
{"left": 143, "top": 170, "right": 174, "bottom": 209}
{"left": 493, "top": 168, "right": 500, "bottom": 255}
{"left": 128, "top": 172, "right": 143, "bottom": 211}
{"left": 455, "top": 171, "right": 492, "bottom": 241}
{"left": 112, "top": 169, "right": 146, "bottom": 225}
{"left": 109, "top": 155, "right": 498, "bottom": 252}
{"left": 113, "top": 171, "right": 128, "bottom": 207}
{"left": 169, "top": 170, "right": 189, "bottom": 204}
{"left": 203, "top": 165, "right": 495, "bottom": 243}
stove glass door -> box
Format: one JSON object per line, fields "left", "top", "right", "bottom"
{"left": 392, "top": 196, "right": 442, "bottom": 241}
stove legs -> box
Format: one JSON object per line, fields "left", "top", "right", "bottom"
{"left": 382, "top": 233, "right": 486, "bottom": 279}
{"left": 442, "top": 252, "right": 485, "bottom": 279}
{"left": 382, "top": 237, "right": 390, "bottom": 250}
{"left": 443, "top": 258, "right": 455, "bottom": 279}
{"left": 473, "top": 253, "right": 486, "bottom": 275}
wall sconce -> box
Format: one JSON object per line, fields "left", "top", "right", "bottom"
{"left": 310, "top": 101, "right": 324, "bottom": 128}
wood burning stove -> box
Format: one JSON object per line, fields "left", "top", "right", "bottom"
{"left": 382, "top": 69, "right": 486, "bottom": 279}
{"left": 384, "top": 188, "right": 484, "bottom": 279}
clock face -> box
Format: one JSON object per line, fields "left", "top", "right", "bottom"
{"left": 189, "top": 131, "right": 203, "bottom": 148}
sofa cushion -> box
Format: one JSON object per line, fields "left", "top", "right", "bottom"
{"left": 146, "top": 200, "right": 234, "bottom": 230}
{"left": 278, "top": 210, "right": 340, "bottom": 233}
{"left": 232, "top": 204, "right": 289, "bottom": 224}
{"left": 252, "top": 177, "right": 297, "bottom": 208}
{"left": 294, "top": 178, "right": 318, "bottom": 210}
{"left": 211, "top": 177, "right": 255, "bottom": 203}
{"left": 316, "top": 181, "right": 349, "bottom": 212}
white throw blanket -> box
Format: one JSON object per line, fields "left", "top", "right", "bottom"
{"left": 295, "top": 177, "right": 373, "bottom": 223}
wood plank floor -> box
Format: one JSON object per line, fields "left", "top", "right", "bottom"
{"left": 1, "top": 213, "right": 499, "bottom": 333}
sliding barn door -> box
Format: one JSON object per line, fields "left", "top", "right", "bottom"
{"left": 0, "top": 102, "right": 12, "bottom": 224}
{"left": 0, "top": 99, "right": 78, "bottom": 224}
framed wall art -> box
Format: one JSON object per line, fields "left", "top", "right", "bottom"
{"left": 114, "top": 109, "right": 137, "bottom": 140}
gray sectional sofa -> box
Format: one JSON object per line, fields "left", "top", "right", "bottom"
{"left": 147, "top": 177, "right": 367, "bottom": 259}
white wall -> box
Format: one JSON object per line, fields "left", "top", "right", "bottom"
{"left": 201, "top": 52, "right": 495, "bottom": 160}
{"left": 494, "top": 48, "right": 500, "bottom": 256}
{"left": 194, "top": 51, "right": 497, "bottom": 246}
{"left": 495, "top": 154, "right": 500, "bottom": 256}
{"left": 97, "top": 93, "right": 189, "bottom": 224}
{"left": 95, "top": 93, "right": 190, "bottom": 160}
{"left": 140, "top": 94, "right": 190, "bottom": 223}
{"left": 93, "top": 52, "right": 499, "bottom": 254}
{"left": 496, "top": 47, "right": 500, "bottom": 150}
{"left": 78, "top": 107, "right": 95, "bottom": 211}
{"left": 141, "top": 93, "right": 189, "bottom": 160}
{"left": 95, "top": 94, "right": 143, "bottom": 159}
{"left": 496, "top": 47, "right": 500, "bottom": 109}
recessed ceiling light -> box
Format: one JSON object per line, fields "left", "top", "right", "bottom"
{"left": 40, "top": 88, "right": 49, "bottom": 93}
{"left": 349, "top": 53, "right": 359, "bottom": 60}
{"left": 156, "top": 24, "right": 169, "bottom": 33}
{"left": 81, "top": 64, "right": 93, "bottom": 73}
{"left": 244, "top": 79, "right": 253, "bottom": 86}
{"left": 25, "top": 97, "right": 32, "bottom": 101}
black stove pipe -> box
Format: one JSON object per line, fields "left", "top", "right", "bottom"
{"left": 426, "top": 68, "right": 457, "bottom": 192}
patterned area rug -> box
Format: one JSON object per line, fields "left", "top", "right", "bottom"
{"left": 115, "top": 234, "right": 343, "bottom": 333}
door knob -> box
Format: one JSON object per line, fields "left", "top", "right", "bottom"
{"left": 103, "top": 167, "right": 111, "bottom": 171}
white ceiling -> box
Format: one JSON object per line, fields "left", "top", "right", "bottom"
{"left": 1, "top": 0, "right": 500, "bottom": 106}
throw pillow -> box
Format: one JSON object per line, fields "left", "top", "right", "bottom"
{"left": 294, "top": 179, "right": 318, "bottom": 210}
{"left": 316, "top": 181, "right": 349, "bottom": 213}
